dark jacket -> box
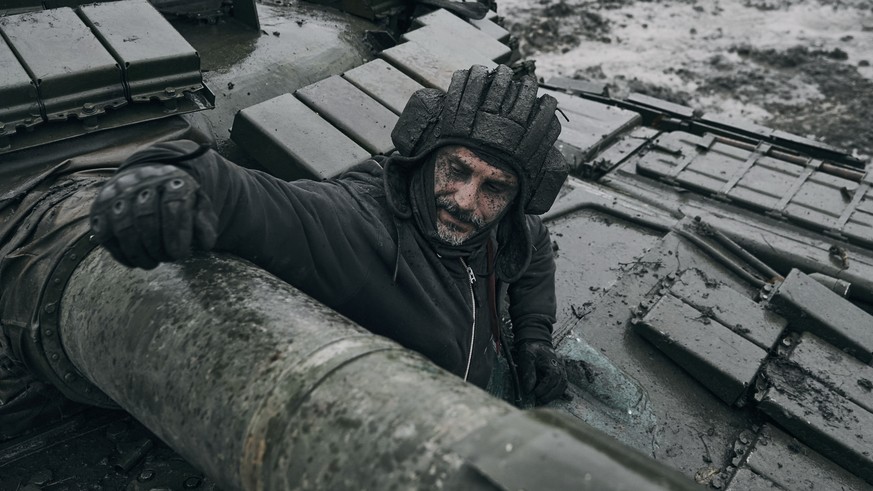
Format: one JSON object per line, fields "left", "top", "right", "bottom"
{"left": 133, "top": 141, "right": 557, "bottom": 389}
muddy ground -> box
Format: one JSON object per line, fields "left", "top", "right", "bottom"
{"left": 498, "top": 0, "right": 873, "bottom": 159}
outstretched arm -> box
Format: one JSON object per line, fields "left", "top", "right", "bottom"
{"left": 90, "top": 139, "right": 378, "bottom": 303}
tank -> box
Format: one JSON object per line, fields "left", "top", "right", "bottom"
{"left": 1, "top": 1, "right": 872, "bottom": 490}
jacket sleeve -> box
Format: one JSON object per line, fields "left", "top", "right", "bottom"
{"left": 507, "top": 216, "right": 557, "bottom": 345}
{"left": 119, "top": 139, "right": 382, "bottom": 306}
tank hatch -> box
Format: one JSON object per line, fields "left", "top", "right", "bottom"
{"left": 0, "top": 0, "right": 214, "bottom": 155}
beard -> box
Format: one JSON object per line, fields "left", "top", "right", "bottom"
{"left": 434, "top": 195, "right": 486, "bottom": 246}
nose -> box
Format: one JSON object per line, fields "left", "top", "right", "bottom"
{"left": 454, "top": 181, "right": 477, "bottom": 212}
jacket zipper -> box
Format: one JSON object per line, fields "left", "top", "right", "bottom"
{"left": 460, "top": 258, "right": 476, "bottom": 382}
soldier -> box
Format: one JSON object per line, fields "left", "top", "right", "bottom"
{"left": 89, "top": 64, "right": 570, "bottom": 405}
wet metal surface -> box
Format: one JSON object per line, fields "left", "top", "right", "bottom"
{"left": 669, "top": 269, "right": 785, "bottom": 351}
{"left": 607, "top": 150, "right": 873, "bottom": 302}
{"left": 573, "top": 126, "right": 658, "bottom": 177}
{"left": 724, "top": 467, "right": 781, "bottom": 490}
{"left": 0, "top": 409, "right": 218, "bottom": 490}
{"left": 78, "top": 0, "right": 203, "bottom": 103}
{"left": 542, "top": 76, "right": 610, "bottom": 97}
{"left": 541, "top": 88, "right": 641, "bottom": 166}
{"left": 758, "top": 361, "right": 873, "bottom": 485}
{"left": 406, "top": 8, "right": 511, "bottom": 63}
{"left": 627, "top": 93, "right": 695, "bottom": 119}
{"left": 555, "top": 229, "right": 761, "bottom": 476}
{"left": 699, "top": 112, "right": 848, "bottom": 159}
{"left": 0, "top": 34, "right": 40, "bottom": 137}
{"left": 637, "top": 291, "right": 767, "bottom": 406}
{"left": 770, "top": 269, "right": 873, "bottom": 363}
{"left": 59, "top": 249, "right": 504, "bottom": 488}
{"left": 467, "top": 11, "right": 509, "bottom": 43}
{"left": 546, "top": 201, "right": 663, "bottom": 340}
{"left": 380, "top": 38, "right": 497, "bottom": 90}
{"left": 55, "top": 249, "right": 702, "bottom": 489}
{"left": 635, "top": 130, "right": 873, "bottom": 248}
{"left": 735, "top": 424, "right": 873, "bottom": 491}
{"left": 175, "top": 2, "right": 376, "bottom": 157}
{"left": 452, "top": 410, "right": 700, "bottom": 491}
{"left": 231, "top": 93, "right": 370, "bottom": 180}
{"left": 545, "top": 197, "right": 663, "bottom": 452}
{"left": 786, "top": 332, "right": 873, "bottom": 414}
{"left": 342, "top": 59, "right": 424, "bottom": 115}
{"left": 296, "top": 75, "right": 397, "bottom": 155}
{"left": 0, "top": 8, "right": 127, "bottom": 121}
{"left": 0, "top": 3, "right": 214, "bottom": 156}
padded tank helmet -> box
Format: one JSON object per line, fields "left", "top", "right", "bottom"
{"left": 390, "top": 64, "right": 568, "bottom": 215}
{"left": 383, "top": 64, "right": 569, "bottom": 281}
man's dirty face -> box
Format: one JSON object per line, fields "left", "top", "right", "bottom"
{"left": 432, "top": 146, "right": 519, "bottom": 245}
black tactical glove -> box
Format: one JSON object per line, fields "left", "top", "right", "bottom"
{"left": 515, "top": 340, "right": 568, "bottom": 405}
{"left": 90, "top": 164, "right": 218, "bottom": 269}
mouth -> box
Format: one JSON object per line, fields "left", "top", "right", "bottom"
{"left": 438, "top": 208, "right": 473, "bottom": 233}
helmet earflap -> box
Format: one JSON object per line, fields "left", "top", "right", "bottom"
{"left": 526, "top": 147, "right": 567, "bottom": 215}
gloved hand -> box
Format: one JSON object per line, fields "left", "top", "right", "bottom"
{"left": 90, "top": 164, "right": 218, "bottom": 269}
{"left": 515, "top": 340, "right": 568, "bottom": 405}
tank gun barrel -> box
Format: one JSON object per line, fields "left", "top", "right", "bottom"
{"left": 52, "top": 247, "right": 698, "bottom": 490}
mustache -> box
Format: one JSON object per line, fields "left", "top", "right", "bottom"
{"left": 435, "top": 195, "right": 486, "bottom": 228}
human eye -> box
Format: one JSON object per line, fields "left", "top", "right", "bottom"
{"left": 449, "top": 162, "right": 468, "bottom": 177}
{"left": 484, "top": 182, "right": 508, "bottom": 194}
